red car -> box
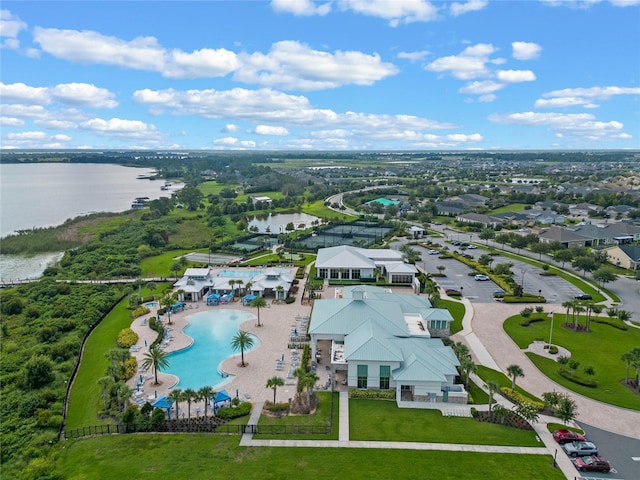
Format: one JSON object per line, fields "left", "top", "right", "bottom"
{"left": 552, "top": 429, "right": 586, "bottom": 444}
{"left": 572, "top": 456, "right": 611, "bottom": 473}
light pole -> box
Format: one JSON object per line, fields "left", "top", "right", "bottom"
{"left": 520, "top": 268, "right": 527, "bottom": 290}
{"left": 460, "top": 286, "right": 464, "bottom": 297}
{"left": 548, "top": 311, "right": 554, "bottom": 349}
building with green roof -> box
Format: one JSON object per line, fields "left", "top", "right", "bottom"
{"left": 309, "top": 286, "right": 466, "bottom": 405}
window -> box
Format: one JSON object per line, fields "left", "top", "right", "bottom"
{"left": 352, "top": 269, "right": 360, "bottom": 279}
{"left": 379, "top": 365, "right": 390, "bottom": 390}
{"left": 357, "top": 365, "right": 368, "bottom": 389}
{"left": 391, "top": 274, "right": 413, "bottom": 284}
{"left": 330, "top": 268, "right": 339, "bottom": 279}
{"left": 318, "top": 268, "right": 328, "bottom": 279}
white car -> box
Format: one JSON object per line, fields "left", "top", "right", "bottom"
{"left": 474, "top": 274, "right": 490, "bottom": 281}
{"left": 429, "top": 250, "right": 439, "bottom": 255}
{"left": 468, "top": 245, "right": 477, "bottom": 249}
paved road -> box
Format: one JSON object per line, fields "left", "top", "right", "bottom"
{"left": 576, "top": 422, "right": 640, "bottom": 480}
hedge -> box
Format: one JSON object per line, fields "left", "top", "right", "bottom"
{"left": 132, "top": 305, "right": 151, "bottom": 318}
{"left": 265, "top": 402, "right": 290, "bottom": 412}
{"left": 349, "top": 389, "right": 396, "bottom": 400}
{"left": 558, "top": 369, "right": 598, "bottom": 387}
{"left": 520, "top": 317, "right": 546, "bottom": 327}
{"left": 500, "top": 387, "right": 545, "bottom": 411}
{"left": 591, "top": 318, "right": 628, "bottom": 330}
{"left": 503, "top": 296, "right": 547, "bottom": 304}
{"left": 215, "top": 402, "right": 252, "bottom": 419}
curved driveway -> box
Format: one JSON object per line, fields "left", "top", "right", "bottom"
{"left": 456, "top": 301, "right": 640, "bottom": 440}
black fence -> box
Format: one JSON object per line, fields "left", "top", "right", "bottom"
{"left": 254, "top": 424, "right": 331, "bottom": 435}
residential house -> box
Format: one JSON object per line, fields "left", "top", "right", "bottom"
{"left": 604, "top": 245, "right": 640, "bottom": 270}
{"left": 309, "top": 286, "right": 466, "bottom": 405}
{"left": 537, "top": 226, "right": 590, "bottom": 248}
{"left": 456, "top": 212, "right": 502, "bottom": 228}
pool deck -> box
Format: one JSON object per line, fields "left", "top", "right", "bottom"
{"left": 128, "top": 295, "right": 319, "bottom": 409}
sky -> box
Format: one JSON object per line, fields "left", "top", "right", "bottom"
{"left": 1, "top": 0, "right": 639, "bottom": 151}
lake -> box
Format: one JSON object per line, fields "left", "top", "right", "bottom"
{"left": 247, "top": 212, "right": 320, "bottom": 233}
{"left": 0, "top": 162, "right": 180, "bottom": 280}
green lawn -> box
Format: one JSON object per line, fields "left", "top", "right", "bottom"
{"left": 255, "top": 391, "right": 339, "bottom": 440}
{"left": 140, "top": 250, "right": 195, "bottom": 277}
{"left": 489, "top": 204, "right": 528, "bottom": 214}
{"left": 349, "top": 399, "right": 540, "bottom": 446}
{"left": 439, "top": 298, "right": 465, "bottom": 334}
{"left": 65, "top": 299, "right": 136, "bottom": 429}
{"left": 54, "top": 435, "right": 563, "bottom": 480}
{"left": 302, "top": 199, "right": 356, "bottom": 221}
{"left": 503, "top": 313, "right": 640, "bottom": 410}
{"left": 476, "top": 366, "right": 543, "bottom": 404}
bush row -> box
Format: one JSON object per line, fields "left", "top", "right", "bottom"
{"left": 349, "top": 389, "right": 396, "bottom": 400}
{"left": 558, "top": 368, "right": 598, "bottom": 387}
{"left": 131, "top": 305, "right": 150, "bottom": 318}
{"left": 500, "top": 387, "right": 545, "bottom": 411}
{"left": 215, "top": 402, "right": 252, "bottom": 419}
{"left": 265, "top": 402, "right": 290, "bottom": 412}
{"left": 520, "top": 317, "right": 545, "bottom": 326}
{"left": 591, "top": 318, "right": 628, "bottom": 330}
{"left": 503, "top": 296, "right": 546, "bottom": 304}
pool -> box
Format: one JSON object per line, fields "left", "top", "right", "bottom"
{"left": 166, "top": 309, "right": 258, "bottom": 390}
{"left": 217, "top": 270, "right": 263, "bottom": 278}
{"left": 145, "top": 302, "right": 158, "bottom": 308}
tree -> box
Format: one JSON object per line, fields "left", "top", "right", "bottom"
{"left": 168, "top": 388, "right": 183, "bottom": 419}
{"left": 530, "top": 242, "right": 551, "bottom": 260}
{"left": 399, "top": 244, "right": 421, "bottom": 264}
{"left": 98, "top": 376, "right": 114, "bottom": 411}
{"left": 24, "top": 355, "right": 55, "bottom": 389}
{"left": 571, "top": 255, "right": 598, "bottom": 278}
{"left": 250, "top": 296, "right": 267, "bottom": 327}
{"left": 515, "top": 402, "right": 539, "bottom": 424}
{"left": 479, "top": 228, "right": 495, "bottom": 245}
{"left": 459, "top": 356, "right": 476, "bottom": 390}
{"left": 177, "top": 185, "right": 203, "bottom": 211}
{"left": 183, "top": 388, "right": 197, "bottom": 419}
{"left": 592, "top": 267, "right": 618, "bottom": 288}
{"left": 160, "top": 292, "right": 177, "bottom": 325}
{"left": 555, "top": 395, "right": 578, "bottom": 425}
{"left": 506, "top": 364, "right": 524, "bottom": 393}
{"left": 231, "top": 330, "right": 254, "bottom": 367}
{"left": 266, "top": 376, "right": 284, "bottom": 404}
{"left": 116, "top": 381, "right": 133, "bottom": 411}
{"left": 553, "top": 248, "right": 574, "bottom": 268}
{"left": 198, "top": 386, "right": 215, "bottom": 417}
{"left": 142, "top": 345, "right": 170, "bottom": 385}
{"left": 485, "top": 380, "right": 500, "bottom": 419}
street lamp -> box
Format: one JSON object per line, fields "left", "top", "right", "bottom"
{"left": 538, "top": 289, "right": 542, "bottom": 299}
{"left": 520, "top": 268, "right": 527, "bottom": 289}
{"left": 548, "top": 311, "right": 554, "bottom": 349}
{"left": 460, "top": 286, "right": 464, "bottom": 297}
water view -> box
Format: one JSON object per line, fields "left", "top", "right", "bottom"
{"left": 166, "top": 309, "right": 259, "bottom": 391}
{"left": 247, "top": 212, "right": 320, "bottom": 234}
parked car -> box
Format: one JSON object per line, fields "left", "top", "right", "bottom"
{"left": 572, "top": 456, "right": 611, "bottom": 473}
{"left": 562, "top": 441, "right": 598, "bottom": 457}
{"left": 493, "top": 289, "right": 506, "bottom": 296}
{"left": 429, "top": 250, "right": 439, "bottom": 255}
{"left": 467, "top": 245, "right": 477, "bottom": 249}
{"left": 552, "top": 429, "right": 586, "bottom": 444}
{"left": 474, "top": 274, "right": 490, "bottom": 281}
{"left": 574, "top": 294, "right": 592, "bottom": 300}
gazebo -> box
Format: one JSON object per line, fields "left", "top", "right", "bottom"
{"left": 213, "top": 389, "right": 232, "bottom": 414}
{"left": 206, "top": 293, "right": 220, "bottom": 306}
{"left": 241, "top": 294, "right": 257, "bottom": 306}
{"left": 152, "top": 396, "right": 175, "bottom": 419}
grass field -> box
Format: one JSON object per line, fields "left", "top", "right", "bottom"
{"left": 439, "top": 298, "right": 465, "bottom": 335}
{"left": 489, "top": 204, "right": 528, "bottom": 214}
{"left": 140, "top": 250, "right": 195, "bottom": 277}
{"left": 54, "top": 435, "right": 563, "bottom": 480}
{"left": 475, "top": 366, "right": 543, "bottom": 404}
{"left": 302, "top": 199, "right": 356, "bottom": 221}
{"left": 348, "top": 399, "right": 540, "bottom": 446}
{"left": 503, "top": 313, "right": 640, "bottom": 410}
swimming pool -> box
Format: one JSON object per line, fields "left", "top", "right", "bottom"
{"left": 217, "top": 270, "right": 263, "bottom": 278}
{"left": 166, "top": 309, "right": 258, "bottom": 390}
{"left": 145, "top": 302, "right": 158, "bottom": 307}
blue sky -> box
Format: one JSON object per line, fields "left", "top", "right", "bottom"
{"left": 1, "top": 0, "right": 639, "bottom": 151}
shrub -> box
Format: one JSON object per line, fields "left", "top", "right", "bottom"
{"left": 520, "top": 317, "right": 545, "bottom": 326}
{"left": 116, "top": 328, "right": 139, "bottom": 348}
{"left": 215, "top": 402, "right": 252, "bottom": 419}
{"left": 470, "top": 407, "right": 478, "bottom": 418}
{"left": 124, "top": 357, "right": 138, "bottom": 380}
{"left": 349, "top": 389, "right": 396, "bottom": 400}
{"left": 284, "top": 297, "right": 295, "bottom": 304}
{"left": 265, "top": 402, "right": 290, "bottom": 412}
{"left": 591, "top": 317, "right": 628, "bottom": 330}
{"left": 558, "top": 368, "right": 597, "bottom": 387}
{"left": 132, "top": 305, "right": 150, "bottom": 319}
{"left": 500, "top": 387, "right": 545, "bottom": 411}
{"left": 548, "top": 345, "right": 558, "bottom": 355}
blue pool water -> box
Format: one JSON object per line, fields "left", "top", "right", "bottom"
{"left": 166, "top": 309, "right": 258, "bottom": 390}
{"left": 145, "top": 302, "right": 158, "bottom": 307}
{"left": 217, "top": 270, "right": 263, "bottom": 278}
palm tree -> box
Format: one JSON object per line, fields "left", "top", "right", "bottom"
{"left": 142, "top": 345, "right": 170, "bottom": 385}
{"left": 485, "top": 380, "right": 500, "bottom": 419}
{"left": 198, "top": 386, "right": 214, "bottom": 417}
{"left": 168, "top": 388, "right": 183, "bottom": 419}
{"left": 293, "top": 367, "right": 307, "bottom": 394}
{"left": 303, "top": 371, "right": 320, "bottom": 409}
{"left": 235, "top": 279, "right": 244, "bottom": 296}
{"left": 245, "top": 281, "right": 253, "bottom": 296}
{"left": 97, "top": 376, "right": 113, "bottom": 411}
{"left": 160, "top": 292, "right": 176, "bottom": 325}
{"left": 587, "top": 304, "right": 603, "bottom": 331}
{"left": 276, "top": 285, "right": 284, "bottom": 301}
{"left": 250, "top": 296, "right": 267, "bottom": 327}
{"left": 506, "top": 364, "right": 524, "bottom": 393}
{"left": 183, "top": 388, "right": 197, "bottom": 419}
{"left": 231, "top": 330, "right": 254, "bottom": 367}
{"left": 459, "top": 356, "right": 476, "bottom": 390}
{"left": 266, "top": 376, "right": 284, "bottom": 404}
{"left": 573, "top": 304, "right": 585, "bottom": 330}
{"left": 228, "top": 279, "right": 236, "bottom": 298}
{"left": 617, "top": 309, "right": 632, "bottom": 324}
{"left": 116, "top": 381, "right": 133, "bottom": 411}
{"left": 146, "top": 281, "right": 157, "bottom": 300}
{"left": 452, "top": 342, "right": 469, "bottom": 361}
{"left": 561, "top": 300, "right": 574, "bottom": 326}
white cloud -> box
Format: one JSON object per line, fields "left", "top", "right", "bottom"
{"left": 542, "top": 0, "right": 640, "bottom": 7}
{"left": 51, "top": 83, "right": 118, "bottom": 108}
{"left": 80, "top": 117, "right": 160, "bottom": 139}
{"left": 213, "top": 136, "right": 257, "bottom": 148}
{"left": 254, "top": 125, "right": 290, "bottom": 135}
{"left": 0, "top": 10, "right": 27, "bottom": 38}
{"left": 397, "top": 50, "right": 430, "bottom": 62}
{"left": 478, "top": 94, "right": 497, "bottom": 103}
{"left": 459, "top": 80, "right": 504, "bottom": 94}
{"left": 7, "top": 131, "right": 47, "bottom": 140}
{"left": 450, "top": 0, "right": 488, "bottom": 16}
{"left": 512, "top": 41, "right": 542, "bottom": 60}
{"left": 425, "top": 43, "right": 497, "bottom": 80}
{"left": 0, "top": 82, "right": 49, "bottom": 104}
{"left": 222, "top": 124, "right": 240, "bottom": 132}
{"left": 164, "top": 48, "right": 239, "bottom": 79}
{"left": 235, "top": 40, "right": 398, "bottom": 90}
{"left": 338, "top": 0, "right": 440, "bottom": 26}
{"left": 489, "top": 111, "right": 627, "bottom": 140}
{"left": 271, "top": 0, "right": 332, "bottom": 16}
{"left": 0, "top": 116, "right": 24, "bottom": 126}
{"left": 496, "top": 69, "right": 536, "bottom": 83}
{"left": 536, "top": 85, "right": 640, "bottom": 108}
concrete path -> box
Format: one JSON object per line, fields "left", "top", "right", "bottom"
{"left": 338, "top": 391, "right": 349, "bottom": 442}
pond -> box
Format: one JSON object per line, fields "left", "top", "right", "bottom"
{"left": 247, "top": 212, "right": 320, "bottom": 234}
